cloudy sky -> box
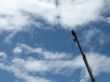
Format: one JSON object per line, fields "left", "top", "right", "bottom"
{"left": 0, "top": 0, "right": 110, "bottom": 82}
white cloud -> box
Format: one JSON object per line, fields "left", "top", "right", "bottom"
{"left": 0, "top": 13, "right": 29, "bottom": 32}
{"left": 13, "top": 45, "right": 23, "bottom": 55}
{"left": 75, "top": 52, "right": 110, "bottom": 82}
{"left": 58, "top": 0, "right": 104, "bottom": 29}
{"left": 0, "top": 0, "right": 106, "bottom": 32}
{"left": 12, "top": 44, "right": 110, "bottom": 77}
{"left": 11, "top": 58, "right": 74, "bottom": 73}
{"left": 0, "top": 52, "right": 7, "bottom": 61}
{"left": 0, "top": 63, "right": 51, "bottom": 82}
{"left": 80, "top": 28, "right": 108, "bottom": 51}
{"left": 105, "top": 17, "right": 110, "bottom": 24}
{"left": 5, "top": 31, "right": 18, "bottom": 43}
{"left": 1, "top": 45, "right": 110, "bottom": 82}
{"left": 13, "top": 43, "right": 72, "bottom": 60}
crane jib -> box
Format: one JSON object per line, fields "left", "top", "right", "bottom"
{"left": 71, "top": 30, "right": 95, "bottom": 82}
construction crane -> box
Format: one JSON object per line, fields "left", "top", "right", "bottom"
{"left": 71, "top": 30, "right": 95, "bottom": 82}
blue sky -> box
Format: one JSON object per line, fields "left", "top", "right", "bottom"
{"left": 0, "top": 0, "right": 110, "bottom": 82}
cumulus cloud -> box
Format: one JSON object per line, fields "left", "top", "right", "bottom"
{"left": 0, "top": 0, "right": 105, "bottom": 32}
{"left": 58, "top": 0, "right": 104, "bottom": 28}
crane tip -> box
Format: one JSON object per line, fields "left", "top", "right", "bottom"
{"left": 71, "top": 30, "right": 76, "bottom": 36}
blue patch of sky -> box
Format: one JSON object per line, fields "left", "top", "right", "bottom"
{"left": 0, "top": 70, "right": 15, "bottom": 82}
{"left": 97, "top": 73, "right": 110, "bottom": 82}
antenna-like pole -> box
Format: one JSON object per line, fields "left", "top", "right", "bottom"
{"left": 71, "top": 30, "right": 95, "bottom": 82}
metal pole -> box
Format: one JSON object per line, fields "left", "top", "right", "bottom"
{"left": 71, "top": 30, "right": 95, "bottom": 82}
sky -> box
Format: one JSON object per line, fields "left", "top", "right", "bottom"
{"left": 0, "top": 0, "right": 110, "bottom": 82}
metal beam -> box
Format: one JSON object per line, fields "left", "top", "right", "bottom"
{"left": 71, "top": 30, "right": 95, "bottom": 82}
